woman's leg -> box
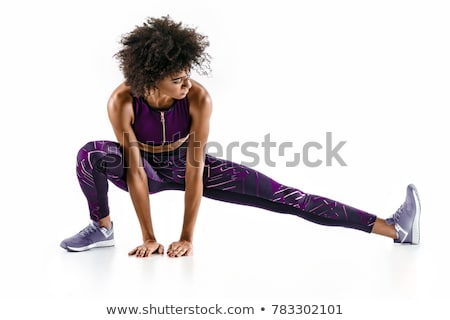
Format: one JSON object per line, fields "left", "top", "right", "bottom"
{"left": 76, "top": 142, "right": 378, "bottom": 234}
{"left": 60, "top": 140, "right": 128, "bottom": 251}
{"left": 76, "top": 140, "right": 127, "bottom": 224}
{"left": 201, "top": 154, "right": 389, "bottom": 234}
{"left": 75, "top": 140, "right": 184, "bottom": 221}
{"left": 62, "top": 140, "right": 180, "bottom": 251}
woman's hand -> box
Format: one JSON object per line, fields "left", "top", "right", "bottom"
{"left": 128, "top": 240, "right": 164, "bottom": 258}
{"left": 167, "top": 240, "right": 193, "bottom": 257}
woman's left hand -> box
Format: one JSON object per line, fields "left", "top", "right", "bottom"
{"left": 167, "top": 240, "right": 193, "bottom": 257}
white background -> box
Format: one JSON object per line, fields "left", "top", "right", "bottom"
{"left": 0, "top": 0, "right": 449, "bottom": 319}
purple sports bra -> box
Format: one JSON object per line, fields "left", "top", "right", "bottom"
{"left": 132, "top": 96, "right": 191, "bottom": 146}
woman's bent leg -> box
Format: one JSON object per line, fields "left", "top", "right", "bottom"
{"left": 76, "top": 140, "right": 127, "bottom": 221}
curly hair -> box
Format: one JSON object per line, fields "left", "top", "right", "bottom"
{"left": 114, "top": 15, "right": 210, "bottom": 97}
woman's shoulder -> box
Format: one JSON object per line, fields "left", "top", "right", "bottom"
{"left": 108, "top": 83, "right": 132, "bottom": 109}
{"left": 187, "top": 79, "right": 212, "bottom": 108}
{"left": 107, "top": 82, "right": 134, "bottom": 124}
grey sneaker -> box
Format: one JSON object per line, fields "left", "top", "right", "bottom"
{"left": 60, "top": 221, "right": 114, "bottom": 252}
{"left": 386, "top": 184, "right": 421, "bottom": 244}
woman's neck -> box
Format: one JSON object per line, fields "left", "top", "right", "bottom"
{"left": 145, "top": 93, "right": 174, "bottom": 109}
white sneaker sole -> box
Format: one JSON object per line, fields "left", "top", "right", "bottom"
{"left": 66, "top": 239, "right": 115, "bottom": 252}
{"left": 410, "top": 185, "right": 421, "bottom": 245}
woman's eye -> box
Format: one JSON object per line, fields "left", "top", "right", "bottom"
{"left": 172, "top": 75, "right": 190, "bottom": 84}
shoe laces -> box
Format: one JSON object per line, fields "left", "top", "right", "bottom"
{"left": 386, "top": 203, "right": 405, "bottom": 225}
{"left": 394, "top": 203, "right": 405, "bottom": 220}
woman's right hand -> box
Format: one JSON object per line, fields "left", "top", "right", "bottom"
{"left": 128, "top": 240, "right": 164, "bottom": 258}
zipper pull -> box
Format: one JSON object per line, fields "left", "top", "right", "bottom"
{"left": 160, "top": 112, "right": 166, "bottom": 143}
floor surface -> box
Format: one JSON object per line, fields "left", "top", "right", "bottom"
{"left": 1, "top": 182, "right": 448, "bottom": 319}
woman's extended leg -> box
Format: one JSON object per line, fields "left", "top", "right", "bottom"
{"left": 200, "top": 154, "right": 419, "bottom": 242}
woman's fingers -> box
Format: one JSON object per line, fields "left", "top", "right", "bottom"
{"left": 128, "top": 243, "right": 164, "bottom": 257}
{"left": 167, "top": 241, "right": 193, "bottom": 257}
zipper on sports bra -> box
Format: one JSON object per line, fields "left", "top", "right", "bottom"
{"left": 160, "top": 112, "right": 166, "bottom": 143}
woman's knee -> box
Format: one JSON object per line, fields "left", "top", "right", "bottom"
{"left": 76, "top": 140, "right": 122, "bottom": 169}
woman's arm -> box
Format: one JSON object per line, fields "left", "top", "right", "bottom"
{"left": 107, "top": 83, "right": 164, "bottom": 257}
{"left": 167, "top": 80, "right": 212, "bottom": 257}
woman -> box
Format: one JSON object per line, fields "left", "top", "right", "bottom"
{"left": 60, "top": 16, "right": 421, "bottom": 258}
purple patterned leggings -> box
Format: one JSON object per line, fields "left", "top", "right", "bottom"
{"left": 76, "top": 141, "right": 377, "bottom": 233}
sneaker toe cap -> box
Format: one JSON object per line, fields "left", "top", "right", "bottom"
{"left": 60, "top": 241, "right": 68, "bottom": 249}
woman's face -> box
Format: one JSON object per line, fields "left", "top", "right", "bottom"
{"left": 156, "top": 70, "right": 192, "bottom": 100}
